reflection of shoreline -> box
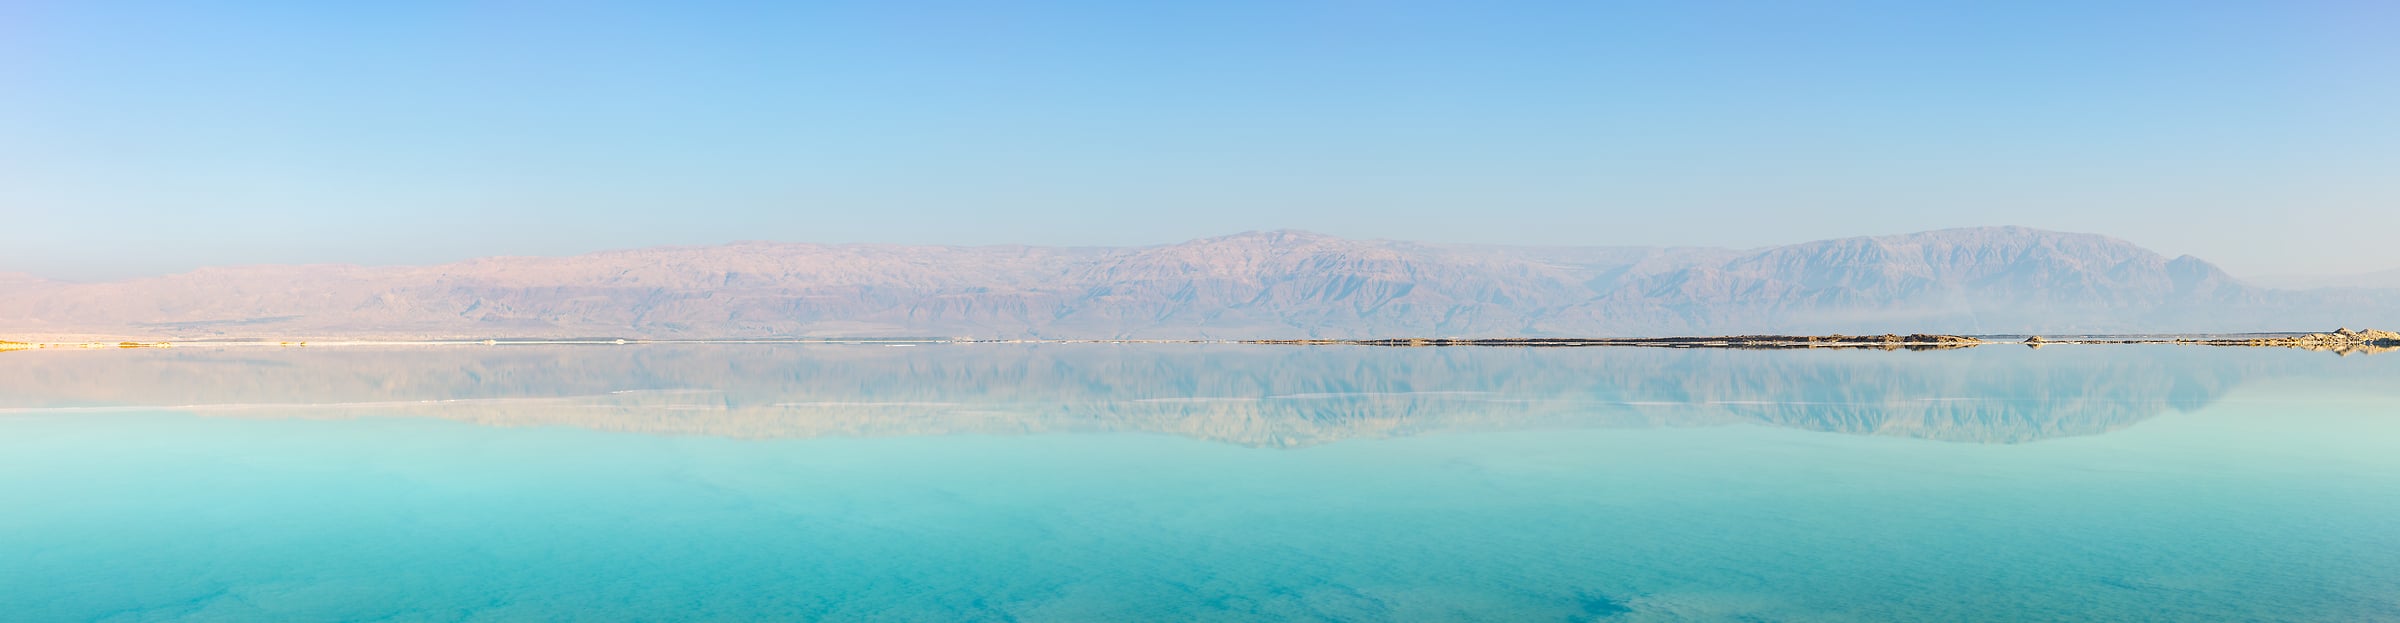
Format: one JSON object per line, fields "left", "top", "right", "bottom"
{"left": 0, "top": 395, "right": 2196, "bottom": 447}
{"left": 0, "top": 344, "right": 2387, "bottom": 446}
{"left": 1, "top": 328, "right": 2393, "bottom": 355}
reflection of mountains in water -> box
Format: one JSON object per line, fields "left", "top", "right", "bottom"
{"left": 1, "top": 344, "right": 2383, "bottom": 445}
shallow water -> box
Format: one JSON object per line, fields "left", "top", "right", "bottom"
{"left": 2, "top": 344, "right": 2396, "bottom": 622}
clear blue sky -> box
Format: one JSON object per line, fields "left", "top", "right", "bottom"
{"left": 4, "top": 1, "right": 2395, "bottom": 280}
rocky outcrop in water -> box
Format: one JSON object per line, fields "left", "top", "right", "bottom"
{"left": 2219, "top": 328, "right": 2400, "bottom": 355}
{"left": 2036, "top": 328, "right": 2400, "bottom": 355}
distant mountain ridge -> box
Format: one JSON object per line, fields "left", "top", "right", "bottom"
{"left": 4, "top": 227, "right": 2395, "bottom": 339}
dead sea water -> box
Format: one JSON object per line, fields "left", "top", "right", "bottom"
{"left": 1, "top": 344, "right": 2395, "bottom": 622}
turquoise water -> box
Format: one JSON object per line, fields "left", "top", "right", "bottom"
{"left": 2, "top": 344, "right": 2396, "bottom": 621}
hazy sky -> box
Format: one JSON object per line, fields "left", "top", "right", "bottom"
{"left": 4, "top": 1, "right": 2395, "bottom": 281}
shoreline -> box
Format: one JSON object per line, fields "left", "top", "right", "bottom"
{"left": 4, "top": 329, "right": 2394, "bottom": 354}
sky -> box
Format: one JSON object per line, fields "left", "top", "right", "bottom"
{"left": 2, "top": 0, "right": 2396, "bottom": 281}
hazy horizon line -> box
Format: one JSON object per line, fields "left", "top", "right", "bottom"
{"left": 17, "top": 225, "right": 2392, "bottom": 285}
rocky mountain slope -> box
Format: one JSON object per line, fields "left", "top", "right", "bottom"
{"left": 3, "top": 227, "right": 2393, "bottom": 339}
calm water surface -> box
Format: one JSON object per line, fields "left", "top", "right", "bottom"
{"left": 1, "top": 344, "right": 2395, "bottom": 622}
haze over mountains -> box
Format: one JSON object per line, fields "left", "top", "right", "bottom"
{"left": 2253, "top": 267, "right": 2400, "bottom": 291}
{"left": 5, "top": 227, "right": 2395, "bottom": 339}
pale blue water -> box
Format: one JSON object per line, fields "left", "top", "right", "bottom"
{"left": 2, "top": 344, "right": 2396, "bottom": 622}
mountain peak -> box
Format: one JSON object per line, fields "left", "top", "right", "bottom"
{"left": 1181, "top": 229, "right": 1343, "bottom": 246}
{"left": 1860, "top": 226, "right": 2127, "bottom": 246}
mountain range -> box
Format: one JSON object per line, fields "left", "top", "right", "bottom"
{"left": 5, "top": 226, "right": 2396, "bottom": 339}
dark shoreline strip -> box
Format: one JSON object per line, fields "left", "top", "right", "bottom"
{"left": 1243, "top": 334, "right": 1985, "bottom": 350}
{"left": 1240, "top": 329, "right": 2400, "bottom": 353}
